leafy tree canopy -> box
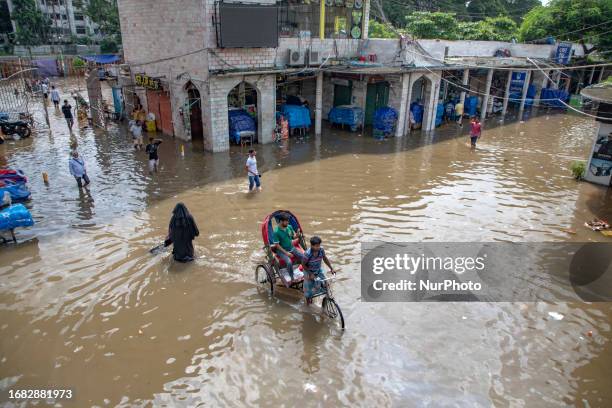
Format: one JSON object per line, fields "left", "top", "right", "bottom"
{"left": 11, "top": 0, "right": 50, "bottom": 46}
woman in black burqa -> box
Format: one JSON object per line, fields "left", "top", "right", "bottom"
{"left": 164, "top": 203, "right": 199, "bottom": 262}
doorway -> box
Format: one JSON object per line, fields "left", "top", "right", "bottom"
{"left": 364, "top": 81, "right": 389, "bottom": 125}
{"left": 186, "top": 82, "right": 203, "bottom": 142}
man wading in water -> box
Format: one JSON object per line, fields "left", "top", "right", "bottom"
{"left": 164, "top": 203, "right": 199, "bottom": 262}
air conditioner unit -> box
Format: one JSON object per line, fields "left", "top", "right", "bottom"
{"left": 308, "top": 49, "right": 322, "bottom": 66}
{"left": 288, "top": 48, "right": 305, "bottom": 66}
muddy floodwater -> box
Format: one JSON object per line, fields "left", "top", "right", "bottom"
{"left": 1, "top": 85, "right": 612, "bottom": 406}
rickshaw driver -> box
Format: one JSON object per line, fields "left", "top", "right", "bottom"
{"left": 272, "top": 212, "right": 304, "bottom": 286}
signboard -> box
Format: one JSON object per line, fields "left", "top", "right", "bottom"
{"left": 585, "top": 127, "right": 612, "bottom": 186}
{"left": 510, "top": 71, "right": 526, "bottom": 93}
{"left": 135, "top": 73, "right": 161, "bottom": 91}
{"left": 554, "top": 42, "right": 572, "bottom": 65}
{"left": 218, "top": 3, "right": 278, "bottom": 48}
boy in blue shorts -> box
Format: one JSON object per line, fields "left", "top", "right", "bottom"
{"left": 301, "top": 236, "right": 335, "bottom": 305}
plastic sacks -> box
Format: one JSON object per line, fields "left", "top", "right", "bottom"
{"left": 228, "top": 109, "right": 256, "bottom": 144}
{"left": 373, "top": 107, "right": 398, "bottom": 135}
{"left": 0, "top": 169, "right": 28, "bottom": 184}
{"left": 0, "top": 204, "right": 34, "bottom": 231}
{"left": 0, "top": 180, "right": 31, "bottom": 202}
{"left": 410, "top": 102, "right": 424, "bottom": 124}
{"left": 328, "top": 105, "right": 364, "bottom": 131}
{"left": 281, "top": 104, "right": 311, "bottom": 129}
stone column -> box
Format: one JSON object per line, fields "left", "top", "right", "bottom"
{"left": 518, "top": 70, "right": 532, "bottom": 116}
{"left": 534, "top": 70, "right": 550, "bottom": 107}
{"left": 459, "top": 68, "right": 469, "bottom": 106}
{"left": 404, "top": 73, "right": 413, "bottom": 135}
{"left": 395, "top": 73, "right": 410, "bottom": 137}
{"left": 554, "top": 71, "right": 560, "bottom": 89}
{"left": 480, "top": 68, "right": 493, "bottom": 121}
{"left": 502, "top": 70, "right": 513, "bottom": 116}
{"left": 588, "top": 67, "right": 595, "bottom": 85}
{"left": 598, "top": 67, "right": 605, "bottom": 83}
{"left": 564, "top": 72, "right": 571, "bottom": 93}
{"left": 315, "top": 71, "right": 323, "bottom": 135}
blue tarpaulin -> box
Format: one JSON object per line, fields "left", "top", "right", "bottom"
{"left": 373, "top": 107, "right": 397, "bottom": 135}
{"left": 540, "top": 88, "right": 570, "bottom": 108}
{"left": 410, "top": 102, "right": 424, "bottom": 124}
{"left": 80, "top": 55, "right": 121, "bottom": 64}
{"left": 465, "top": 96, "right": 479, "bottom": 116}
{"left": 0, "top": 181, "right": 31, "bottom": 203}
{"left": 228, "top": 109, "right": 256, "bottom": 144}
{"left": 328, "top": 105, "right": 363, "bottom": 131}
{"left": 435, "top": 103, "right": 444, "bottom": 127}
{"left": 0, "top": 204, "right": 34, "bottom": 231}
{"left": 281, "top": 104, "right": 311, "bottom": 129}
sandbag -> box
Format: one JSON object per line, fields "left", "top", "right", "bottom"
{"left": 0, "top": 204, "right": 34, "bottom": 230}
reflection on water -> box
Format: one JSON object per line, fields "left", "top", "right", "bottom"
{"left": 1, "top": 80, "right": 611, "bottom": 407}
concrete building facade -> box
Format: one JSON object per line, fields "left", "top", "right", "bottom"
{"left": 117, "top": 0, "right": 602, "bottom": 153}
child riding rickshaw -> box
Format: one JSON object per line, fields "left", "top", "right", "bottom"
{"left": 255, "top": 210, "right": 344, "bottom": 329}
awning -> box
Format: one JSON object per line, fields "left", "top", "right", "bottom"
{"left": 80, "top": 54, "right": 121, "bottom": 64}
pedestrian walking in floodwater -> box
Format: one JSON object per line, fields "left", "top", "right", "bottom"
{"left": 131, "top": 120, "right": 143, "bottom": 150}
{"left": 470, "top": 117, "right": 481, "bottom": 148}
{"left": 145, "top": 136, "right": 162, "bottom": 173}
{"left": 50, "top": 86, "right": 60, "bottom": 108}
{"left": 164, "top": 203, "right": 199, "bottom": 262}
{"left": 69, "top": 151, "right": 90, "bottom": 188}
{"left": 245, "top": 149, "right": 261, "bottom": 192}
{"left": 62, "top": 100, "right": 74, "bottom": 130}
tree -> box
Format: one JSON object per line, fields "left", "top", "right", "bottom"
{"left": 11, "top": 0, "right": 50, "bottom": 46}
{"left": 460, "top": 16, "right": 519, "bottom": 41}
{"left": 404, "top": 12, "right": 460, "bottom": 40}
{"left": 466, "top": 0, "right": 507, "bottom": 20}
{"left": 0, "top": 1, "right": 13, "bottom": 34}
{"left": 502, "top": 0, "right": 541, "bottom": 23}
{"left": 518, "top": 0, "right": 612, "bottom": 54}
{"left": 368, "top": 20, "right": 398, "bottom": 39}
{"left": 84, "top": 0, "right": 119, "bottom": 36}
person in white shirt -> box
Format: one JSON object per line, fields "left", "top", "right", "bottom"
{"left": 131, "top": 120, "right": 143, "bottom": 150}
{"left": 50, "top": 86, "right": 60, "bottom": 108}
{"left": 245, "top": 149, "right": 261, "bottom": 192}
{"left": 41, "top": 82, "right": 49, "bottom": 101}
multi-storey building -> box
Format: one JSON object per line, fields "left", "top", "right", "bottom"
{"left": 6, "top": 0, "right": 99, "bottom": 42}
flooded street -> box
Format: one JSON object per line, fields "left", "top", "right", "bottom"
{"left": 1, "top": 80, "right": 612, "bottom": 407}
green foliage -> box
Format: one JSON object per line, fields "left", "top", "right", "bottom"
{"left": 100, "top": 37, "right": 119, "bottom": 53}
{"left": 72, "top": 57, "right": 86, "bottom": 68}
{"left": 368, "top": 20, "right": 398, "bottom": 39}
{"left": 466, "top": 0, "right": 507, "bottom": 19}
{"left": 570, "top": 161, "right": 586, "bottom": 180}
{"left": 11, "top": 0, "right": 50, "bottom": 45}
{"left": 404, "top": 12, "right": 460, "bottom": 40}
{"left": 460, "top": 17, "right": 519, "bottom": 41}
{"left": 85, "top": 0, "right": 120, "bottom": 36}
{"left": 519, "top": 0, "right": 612, "bottom": 53}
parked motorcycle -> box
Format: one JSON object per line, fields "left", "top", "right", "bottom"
{"left": 0, "top": 120, "right": 31, "bottom": 139}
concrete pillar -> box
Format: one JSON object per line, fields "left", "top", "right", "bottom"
{"left": 424, "top": 76, "right": 440, "bottom": 131}
{"left": 598, "top": 67, "right": 605, "bottom": 83}
{"left": 554, "top": 71, "right": 560, "bottom": 89}
{"left": 480, "top": 68, "right": 493, "bottom": 121}
{"left": 588, "top": 67, "right": 595, "bottom": 85}
{"left": 534, "top": 70, "right": 550, "bottom": 107}
{"left": 315, "top": 71, "right": 323, "bottom": 135}
{"left": 404, "top": 74, "right": 413, "bottom": 135}
{"left": 518, "top": 70, "right": 532, "bottom": 116}
{"left": 502, "top": 70, "right": 513, "bottom": 116}
{"left": 459, "top": 69, "right": 469, "bottom": 106}
{"left": 564, "top": 72, "right": 571, "bottom": 93}
{"left": 396, "top": 73, "right": 410, "bottom": 137}
{"left": 362, "top": 0, "right": 370, "bottom": 39}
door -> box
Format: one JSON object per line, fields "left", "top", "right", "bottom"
{"left": 333, "top": 83, "right": 352, "bottom": 107}
{"left": 159, "top": 92, "right": 173, "bottom": 136}
{"left": 190, "top": 102, "right": 203, "bottom": 141}
{"left": 364, "top": 82, "right": 390, "bottom": 125}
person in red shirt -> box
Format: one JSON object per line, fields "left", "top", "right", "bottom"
{"left": 470, "top": 117, "right": 481, "bottom": 148}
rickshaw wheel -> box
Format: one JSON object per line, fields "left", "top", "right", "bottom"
{"left": 322, "top": 296, "right": 345, "bottom": 330}
{"left": 255, "top": 264, "right": 274, "bottom": 296}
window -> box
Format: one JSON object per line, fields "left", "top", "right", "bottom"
{"left": 74, "top": 14, "right": 84, "bottom": 21}
{"left": 76, "top": 27, "right": 87, "bottom": 34}
{"left": 278, "top": 1, "right": 362, "bottom": 39}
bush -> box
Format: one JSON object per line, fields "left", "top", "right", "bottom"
{"left": 100, "top": 37, "right": 119, "bottom": 53}
{"left": 570, "top": 161, "right": 586, "bottom": 180}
